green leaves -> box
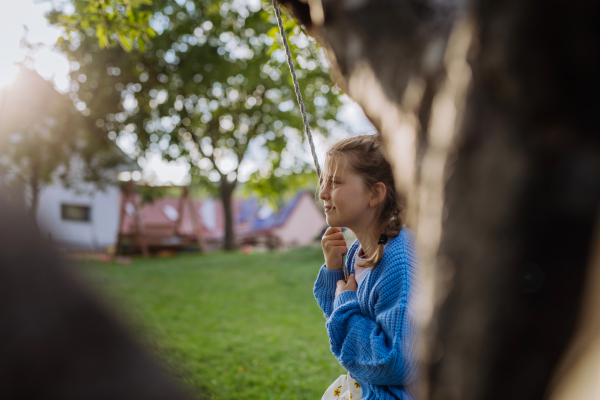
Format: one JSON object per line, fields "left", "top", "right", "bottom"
{"left": 244, "top": 169, "right": 319, "bottom": 208}
{"left": 96, "top": 25, "right": 110, "bottom": 48}
{"left": 54, "top": 0, "right": 156, "bottom": 52}
{"left": 48, "top": 0, "right": 343, "bottom": 198}
{"left": 117, "top": 32, "right": 133, "bottom": 51}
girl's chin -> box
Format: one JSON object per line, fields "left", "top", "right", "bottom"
{"left": 325, "top": 216, "right": 343, "bottom": 228}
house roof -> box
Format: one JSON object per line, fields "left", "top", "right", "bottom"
{"left": 251, "top": 191, "right": 306, "bottom": 231}
{"left": 119, "top": 190, "right": 318, "bottom": 240}
{"left": 120, "top": 194, "right": 249, "bottom": 240}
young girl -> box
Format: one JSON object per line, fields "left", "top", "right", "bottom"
{"left": 314, "top": 134, "right": 420, "bottom": 400}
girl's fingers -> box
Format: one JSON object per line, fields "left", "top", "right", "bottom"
{"left": 323, "top": 233, "right": 345, "bottom": 240}
{"left": 323, "top": 227, "right": 343, "bottom": 236}
{"left": 324, "top": 227, "right": 342, "bottom": 236}
{"left": 321, "top": 227, "right": 347, "bottom": 272}
{"left": 322, "top": 234, "right": 346, "bottom": 250}
{"left": 332, "top": 245, "right": 348, "bottom": 255}
{"left": 347, "top": 274, "right": 357, "bottom": 288}
{"left": 336, "top": 276, "right": 357, "bottom": 296}
{"left": 325, "top": 239, "right": 347, "bottom": 247}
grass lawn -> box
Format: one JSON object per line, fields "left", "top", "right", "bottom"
{"left": 78, "top": 247, "right": 345, "bottom": 399}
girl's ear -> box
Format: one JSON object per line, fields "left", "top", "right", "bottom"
{"left": 370, "top": 182, "right": 387, "bottom": 207}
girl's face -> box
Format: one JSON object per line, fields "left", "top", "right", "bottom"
{"left": 319, "top": 156, "right": 377, "bottom": 233}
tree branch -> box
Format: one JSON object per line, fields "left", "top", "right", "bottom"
{"left": 191, "top": 130, "right": 223, "bottom": 176}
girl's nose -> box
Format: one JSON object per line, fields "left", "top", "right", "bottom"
{"left": 319, "top": 185, "right": 329, "bottom": 200}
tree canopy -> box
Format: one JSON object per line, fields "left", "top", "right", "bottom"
{"left": 55, "top": 0, "right": 157, "bottom": 51}
{"left": 48, "top": 0, "right": 342, "bottom": 249}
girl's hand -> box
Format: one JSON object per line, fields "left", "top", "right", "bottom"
{"left": 321, "top": 227, "right": 348, "bottom": 271}
{"left": 335, "top": 274, "right": 357, "bottom": 296}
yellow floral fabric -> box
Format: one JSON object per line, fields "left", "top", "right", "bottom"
{"left": 322, "top": 373, "right": 362, "bottom": 400}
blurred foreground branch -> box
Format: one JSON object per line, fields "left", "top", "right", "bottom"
{"left": 0, "top": 199, "right": 191, "bottom": 399}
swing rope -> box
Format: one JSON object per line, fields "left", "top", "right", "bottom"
{"left": 271, "top": 0, "right": 321, "bottom": 179}
{"left": 272, "top": 0, "right": 350, "bottom": 282}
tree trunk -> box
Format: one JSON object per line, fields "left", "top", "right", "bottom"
{"left": 29, "top": 159, "right": 41, "bottom": 221}
{"left": 430, "top": 2, "right": 600, "bottom": 398}
{"left": 220, "top": 177, "right": 237, "bottom": 251}
{"left": 278, "top": 0, "right": 600, "bottom": 398}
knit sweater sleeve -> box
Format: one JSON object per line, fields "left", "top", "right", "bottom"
{"left": 313, "top": 265, "right": 345, "bottom": 319}
{"left": 326, "top": 237, "right": 419, "bottom": 386}
{"left": 313, "top": 241, "right": 359, "bottom": 319}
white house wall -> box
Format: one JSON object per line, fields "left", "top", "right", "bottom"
{"left": 274, "top": 193, "right": 325, "bottom": 247}
{"left": 36, "top": 183, "right": 121, "bottom": 251}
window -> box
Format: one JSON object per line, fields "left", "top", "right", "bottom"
{"left": 61, "top": 204, "right": 91, "bottom": 222}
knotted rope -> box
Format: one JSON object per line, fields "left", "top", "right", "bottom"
{"left": 272, "top": 0, "right": 349, "bottom": 281}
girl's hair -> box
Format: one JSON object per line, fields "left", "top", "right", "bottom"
{"left": 319, "top": 133, "right": 406, "bottom": 268}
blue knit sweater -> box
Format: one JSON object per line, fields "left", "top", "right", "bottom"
{"left": 314, "top": 228, "right": 420, "bottom": 400}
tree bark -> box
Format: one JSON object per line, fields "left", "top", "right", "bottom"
{"left": 220, "top": 177, "right": 237, "bottom": 251}
{"left": 430, "top": 2, "right": 600, "bottom": 398}
{"left": 278, "top": 0, "right": 600, "bottom": 398}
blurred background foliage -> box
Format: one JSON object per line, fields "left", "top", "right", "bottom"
{"left": 55, "top": 0, "right": 157, "bottom": 51}
{"left": 46, "top": 0, "right": 342, "bottom": 246}
{"left": 0, "top": 67, "right": 125, "bottom": 217}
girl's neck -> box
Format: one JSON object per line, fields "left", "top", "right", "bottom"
{"left": 353, "top": 228, "right": 379, "bottom": 259}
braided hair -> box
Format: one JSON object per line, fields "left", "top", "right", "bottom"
{"left": 319, "top": 133, "right": 406, "bottom": 268}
